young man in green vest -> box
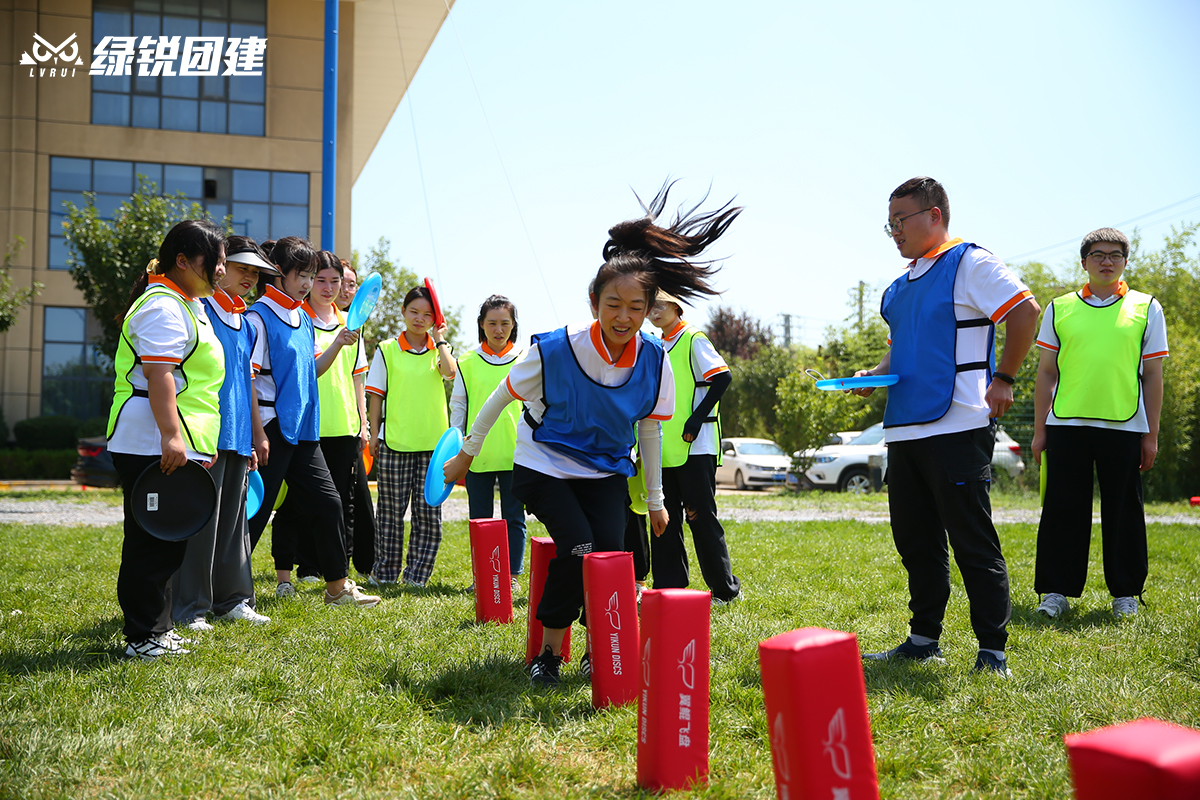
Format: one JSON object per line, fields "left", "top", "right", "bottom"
{"left": 647, "top": 291, "right": 741, "bottom": 603}
{"left": 1031, "top": 228, "right": 1168, "bottom": 619}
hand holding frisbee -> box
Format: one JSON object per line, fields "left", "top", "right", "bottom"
{"left": 807, "top": 368, "right": 899, "bottom": 392}
{"left": 424, "top": 427, "right": 463, "bottom": 507}
{"left": 345, "top": 272, "right": 382, "bottom": 331}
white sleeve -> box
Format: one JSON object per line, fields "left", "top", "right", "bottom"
{"left": 128, "top": 296, "right": 192, "bottom": 364}
{"left": 646, "top": 352, "right": 675, "bottom": 420}
{"left": 637, "top": 418, "right": 664, "bottom": 511}
{"left": 960, "top": 249, "right": 1033, "bottom": 323}
{"left": 365, "top": 349, "right": 388, "bottom": 397}
{"left": 690, "top": 333, "right": 729, "bottom": 381}
{"left": 504, "top": 344, "right": 542, "bottom": 403}
{"left": 1035, "top": 302, "right": 1058, "bottom": 351}
{"left": 354, "top": 338, "right": 368, "bottom": 374}
{"left": 449, "top": 369, "right": 468, "bottom": 432}
{"left": 1143, "top": 299, "right": 1169, "bottom": 360}
{"left": 461, "top": 382, "right": 520, "bottom": 457}
{"left": 247, "top": 311, "right": 268, "bottom": 374}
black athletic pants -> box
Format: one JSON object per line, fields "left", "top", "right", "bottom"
{"left": 650, "top": 454, "right": 740, "bottom": 601}
{"left": 113, "top": 452, "right": 189, "bottom": 643}
{"left": 287, "top": 435, "right": 359, "bottom": 579}
{"left": 511, "top": 465, "right": 627, "bottom": 629}
{"left": 1035, "top": 425, "right": 1147, "bottom": 598}
{"left": 351, "top": 450, "right": 377, "bottom": 575}
{"left": 886, "top": 425, "right": 1010, "bottom": 652}
{"left": 247, "top": 419, "right": 348, "bottom": 581}
{"left": 624, "top": 505, "right": 650, "bottom": 583}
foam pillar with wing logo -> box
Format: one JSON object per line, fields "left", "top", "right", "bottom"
{"left": 1065, "top": 718, "right": 1200, "bottom": 799}
{"left": 525, "top": 536, "right": 570, "bottom": 663}
{"left": 582, "top": 551, "right": 639, "bottom": 709}
{"left": 470, "top": 518, "right": 512, "bottom": 623}
{"left": 637, "top": 588, "right": 710, "bottom": 791}
{"left": 759, "top": 628, "right": 879, "bottom": 800}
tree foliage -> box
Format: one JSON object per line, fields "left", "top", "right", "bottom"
{"left": 1, "top": 237, "right": 42, "bottom": 334}
{"left": 774, "top": 371, "right": 870, "bottom": 472}
{"left": 705, "top": 305, "right": 774, "bottom": 360}
{"left": 715, "top": 344, "right": 797, "bottom": 440}
{"left": 63, "top": 177, "right": 212, "bottom": 360}
{"left": 351, "top": 237, "right": 463, "bottom": 360}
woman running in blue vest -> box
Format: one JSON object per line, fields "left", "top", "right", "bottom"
{"left": 450, "top": 295, "right": 526, "bottom": 590}
{"left": 171, "top": 236, "right": 277, "bottom": 631}
{"left": 107, "top": 220, "right": 227, "bottom": 659}
{"left": 443, "top": 183, "right": 741, "bottom": 685}
{"left": 246, "top": 237, "right": 380, "bottom": 609}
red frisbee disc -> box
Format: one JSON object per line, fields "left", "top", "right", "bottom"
{"left": 424, "top": 277, "right": 444, "bottom": 329}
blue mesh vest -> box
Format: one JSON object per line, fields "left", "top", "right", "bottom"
{"left": 527, "top": 327, "right": 665, "bottom": 477}
{"left": 880, "top": 242, "right": 994, "bottom": 428}
{"left": 251, "top": 301, "right": 320, "bottom": 445}
{"left": 203, "top": 297, "right": 255, "bottom": 456}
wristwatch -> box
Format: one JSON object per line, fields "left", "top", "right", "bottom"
{"left": 993, "top": 371, "right": 1016, "bottom": 385}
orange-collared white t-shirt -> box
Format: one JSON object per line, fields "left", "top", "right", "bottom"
{"left": 107, "top": 289, "right": 213, "bottom": 461}
{"left": 246, "top": 287, "right": 319, "bottom": 428}
{"left": 1035, "top": 282, "right": 1168, "bottom": 433}
{"left": 883, "top": 240, "right": 1034, "bottom": 443}
{"left": 466, "top": 321, "right": 675, "bottom": 481}
{"left": 660, "top": 319, "right": 729, "bottom": 458}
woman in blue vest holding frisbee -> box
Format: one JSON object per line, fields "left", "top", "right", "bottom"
{"left": 246, "top": 237, "right": 380, "bottom": 609}
{"left": 443, "top": 183, "right": 741, "bottom": 685}
{"left": 107, "top": 220, "right": 227, "bottom": 659}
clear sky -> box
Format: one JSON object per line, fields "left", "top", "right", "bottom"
{"left": 351, "top": 0, "right": 1200, "bottom": 350}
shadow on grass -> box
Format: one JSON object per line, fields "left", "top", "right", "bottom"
{"left": 378, "top": 652, "right": 603, "bottom": 729}
{"left": 1011, "top": 604, "right": 1122, "bottom": 633}
{"left": 862, "top": 662, "right": 948, "bottom": 702}
{"left": 0, "top": 616, "right": 125, "bottom": 674}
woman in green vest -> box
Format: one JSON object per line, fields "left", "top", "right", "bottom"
{"left": 366, "top": 286, "right": 457, "bottom": 586}
{"left": 278, "top": 250, "right": 370, "bottom": 581}
{"left": 450, "top": 295, "right": 526, "bottom": 589}
{"left": 107, "top": 219, "right": 226, "bottom": 660}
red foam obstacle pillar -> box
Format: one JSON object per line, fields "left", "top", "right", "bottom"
{"left": 582, "top": 551, "right": 639, "bottom": 709}
{"left": 1066, "top": 718, "right": 1200, "bottom": 799}
{"left": 637, "top": 589, "right": 711, "bottom": 791}
{"left": 469, "top": 518, "right": 513, "bottom": 623}
{"left": 525, "top": 536, "right": 570, "bottom": 664}
{"left": 759, "top": 628, "right": 880, "bottom": 800}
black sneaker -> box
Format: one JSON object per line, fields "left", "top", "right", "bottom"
{"left": 862, "top": 637, "right": 945, "bottom": 662}
{"left": 973, "top": 650, "right": 1011, "bottom": 678}
{"left": 530, "top": 645, "right": 563, "bottom": 687}
{"left": 580, "top": 651, "right": 592, "bottom": 682}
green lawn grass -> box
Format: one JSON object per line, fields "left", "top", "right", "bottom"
{"left": 2, "top": 504, "right": 1198, "bottom": 798}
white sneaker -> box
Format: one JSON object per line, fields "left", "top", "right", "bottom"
{"left": 162, "top": 630, "right": 193, "bottom": 645}
{"left": 367, "top": 574, "right": 395, "bottom": 587}
{"left": 1113, "top": 596, "right": 1139, "bottom": 618}
{"left": 276, "top": 581, "right": 295, "bottom": 598}
{"left": 125, "top": 635, "right": 190, "bottom": 660}
{"left": 218, "top": 601, "right": 272, "bottom": 625}
{"left": 1037, "top": 593, "right": 1070, "bottom": 618}
{"left": 186, "top": 618, "right": 215, "bottom": 632}
{"left": 298, "top": 575, "right": 322, "bottom": 585}
{"left": 511, "top": 577, "right": 520, "bottom": 593}
{"left": 325, "top": 580, "right": 382, "bottom": 609}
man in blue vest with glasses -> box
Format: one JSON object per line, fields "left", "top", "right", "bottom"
{"left": 854, "top": 177, "right": 1040, "bottom": 676}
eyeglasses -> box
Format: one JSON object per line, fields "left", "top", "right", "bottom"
{"left": 1085, "top": 251, "right": 1126, "bottom": 264}
{"left": 884, "top": 208, "right": 933, "bottom": 237}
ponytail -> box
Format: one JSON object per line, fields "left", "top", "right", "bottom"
{"left": 591, "top": 180, "right": 741, "bottom": 306}
{"left": 122, "top": 219, "right": 223, "bottom": 317}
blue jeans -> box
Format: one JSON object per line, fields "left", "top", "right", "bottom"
{"left": 465, "top": 470, "right": 527, "bottom": 574}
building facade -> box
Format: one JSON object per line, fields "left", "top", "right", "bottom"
{"left": 1, "top": 0, "right": 449, "bottom": 431}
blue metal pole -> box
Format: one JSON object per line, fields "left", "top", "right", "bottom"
{"left": 321, "top": 0, "right": 338, "bottom": 251}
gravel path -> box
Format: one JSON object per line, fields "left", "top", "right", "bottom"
{"left": 3, "top": 497, "right": 1197, "bottom": 527}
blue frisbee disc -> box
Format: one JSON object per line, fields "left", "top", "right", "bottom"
{"left": 424, "top": 427, "right": 463, "bottom": 507}
{"left": 815, "top": 374, "right": 900, "bottom": 391}
{"left": 345, "top": 272, "right": 382, "bottom": 330}
{"left": 246, "top": 469, "right": 265, "bottom": 518}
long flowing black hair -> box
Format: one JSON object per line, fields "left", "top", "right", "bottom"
{"left": 591, "top": 181, "right": 741, "bottom": 307}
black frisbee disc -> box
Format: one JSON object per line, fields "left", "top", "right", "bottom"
{"left": 131, "top": 460, "right": 217, "bottom": 541}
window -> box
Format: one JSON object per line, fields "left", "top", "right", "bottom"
{"left": 41, "top": 307, "right": 114, "bottom": 421}
{"left": 48, "top": 157, "right": 309, "bottom": 269}
{"left": 92, "top": 0, "right": 267, "bottom": 135}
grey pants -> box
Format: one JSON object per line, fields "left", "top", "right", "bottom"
{"left": 173, "top": 451, "right": 256, "bottom": 622}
